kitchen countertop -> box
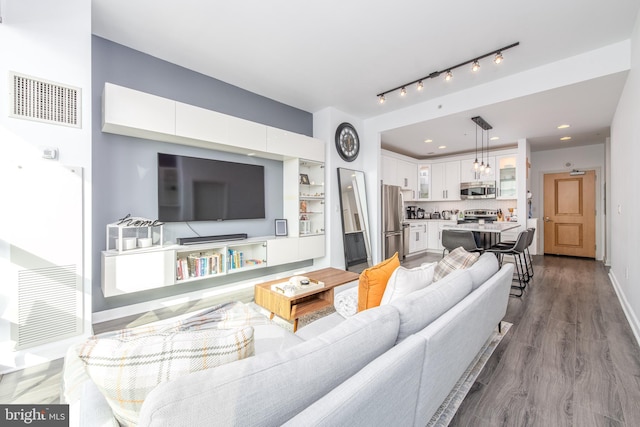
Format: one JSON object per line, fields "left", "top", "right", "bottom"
{"left": 404, "top": 218, "right": 458, "bottom": 223}
{"left": 441, "top": 222, "right": 520, "bottom": 233}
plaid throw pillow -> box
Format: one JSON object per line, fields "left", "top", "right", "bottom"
{"left": 75, "top": 302, "right": 259, "bottom": 427}
{"left": 433, "top": 246, "right": 480, "bottom": 282}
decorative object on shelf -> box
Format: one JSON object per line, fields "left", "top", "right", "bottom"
{"left": 300, "top": 200, "right": 307, "bottom": 212}
{"left": 116, "top": 213, "right": 164, "bottom": 227}
{"left": 106, "top": 215, "right": 164, "bottom": 252}
{"left": 376, "top": 42, "right": 519, "bottom": 103}
{"left": 335, "top": 122, "right": 360, "bottom": 162}
{"left": 275, "top": 219, "right": 288, "bottom": 236}
{"left": 300, "top": 173, "right": 310, "bottom": 185}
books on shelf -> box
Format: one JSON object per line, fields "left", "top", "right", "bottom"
{"left": 176, "top": 251, "right": 223, "bottom": 281}
{"left": 176, "top": 248, "right": 266, "bottom": 281}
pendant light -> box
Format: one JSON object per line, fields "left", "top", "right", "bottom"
{"left": 473, "top": 125, "right": 479, "bottom": 170}
{"left": 479, "top": 129, "right": 485, "bottom": 172}
{"left": 485, "top": 129, "right": 492, "bottom": 175}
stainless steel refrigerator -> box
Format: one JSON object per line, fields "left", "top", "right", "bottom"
{"left": 382, "top": 184, "right": 407, "bottom": 260}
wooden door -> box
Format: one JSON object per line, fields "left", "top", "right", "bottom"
{"left": 543, "top": 170, "right": 596, "bottom": 258}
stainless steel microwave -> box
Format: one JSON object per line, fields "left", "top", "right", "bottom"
{"left": 460, "top": 181, "right": 496, "bottom": 199}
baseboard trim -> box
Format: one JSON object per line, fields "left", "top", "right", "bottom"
{"left": 92, "top": 265, "right": 316, "bottom": 324}
{"left": 608, "top": 270, "right": 640, "bottom": 347}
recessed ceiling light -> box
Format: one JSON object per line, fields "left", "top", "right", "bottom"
{"left": 438, "top": 145, "right": 446, "bottom": 149}
{"left": 424, "top": 139, "right": 433, "bottom": 143}
{"left": 490, "top": 136, "right": 499, "bottom": 141}
{"left": 557, "top": 124, "right": 571, "bottom": 129}
{"left": 560, "top": 136, "right": 572, "bottom": 141}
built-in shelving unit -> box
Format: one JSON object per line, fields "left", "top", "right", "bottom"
{"left": 298, "top": 160, "right": 325, "bottom": 237}
{"left": 100, "top": 83, "right": 328, "bottom": 297}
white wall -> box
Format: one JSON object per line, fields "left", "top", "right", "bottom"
{"left": 610, "top": 10, "right": 640, "bottom": 345}
{"left": 0, "top": 0, "right": 92, "bottom": 372}
{"left": 530, "top": 143, "right": 606, "bottom": 260}
{"left": 314, "top": 108, "right": 372, "bottom": 269}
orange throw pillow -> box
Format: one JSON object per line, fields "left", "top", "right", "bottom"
{"left": 357, "top": 252, "right": 400, "bottom": 312}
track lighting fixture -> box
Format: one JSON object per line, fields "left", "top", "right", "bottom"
{"left": 376, "top": 42, "right": 519, "bottom": 103}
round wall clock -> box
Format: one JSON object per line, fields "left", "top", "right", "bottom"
{"left": 335, "top": 122, "right": 360, "bottom": 162}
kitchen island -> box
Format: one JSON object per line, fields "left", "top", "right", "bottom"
{"left": 441, "top": 222, "right": 520, "bottom": 248}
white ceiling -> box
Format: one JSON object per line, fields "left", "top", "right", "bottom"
{"left": 92, "top": 0, "right": 640, "bottom": 158}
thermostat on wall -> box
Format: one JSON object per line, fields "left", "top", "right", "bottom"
{"left": 42, "top": 147, "right": 58, "bottom": 160}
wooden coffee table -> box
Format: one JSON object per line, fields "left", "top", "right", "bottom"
{"left": 254, "top": 267, "right": 360, "bottom": 332}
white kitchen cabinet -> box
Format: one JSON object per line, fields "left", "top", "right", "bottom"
{"left": 381, "top": 155, "right": 397, "bottom": 185}
{"left": 417, "top": 164, "right": 430, "bottom": 200}
{"left": 381, "top": 155, "right": 417, "bottom": 194}
{"left": 427, "top": 220, "right": 445, "bottom": 252}
{"left": 397, "top": 159, "right": 417, "bottom": 192}
{"left": 431, "top": 161, "right": 461, "bottom": 201}
{"left": 497, "top": 155, "right": 517, "bottom": 199}
{"left": 408, "top": 222, "right": 428, "bottom": 254}
{"left": 460, "top": 156, "right": 496, "bottom": 183}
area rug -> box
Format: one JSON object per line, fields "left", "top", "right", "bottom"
{"left": 248, "top": 302, "right": 336, "bottom": 332}
{"left": 427, "top": 321, "right": 512, "bottom": 427}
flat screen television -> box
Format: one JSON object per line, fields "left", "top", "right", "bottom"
{"left": 157, "top": 153, "right": 266, "bottom": 222}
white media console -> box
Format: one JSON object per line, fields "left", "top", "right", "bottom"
{"left": 101, "top": 234, "right": 324, "bottom": 297}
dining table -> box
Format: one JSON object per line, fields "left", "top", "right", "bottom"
{"left": 441, "top": 221, "right": 521, "bottom": 249}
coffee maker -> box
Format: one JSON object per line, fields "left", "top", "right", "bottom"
{"left": 406, "top": 206, "right": 417, "bottom": 219}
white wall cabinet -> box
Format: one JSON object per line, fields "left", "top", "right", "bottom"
{"left": 381, "top": 154, "right": 417, "bottom": 194}
{"left": 459, "top": 156, "right": 496, "bottom": 183}
{"left": 103, "top": 82, "right": 175, "bottom": 137}
{"left": 431, "top": 161, "right": 461, "bottom": 201}
{"left": 103, "top": 83, "right": 323, "bottom": 162}
{"left": 267, "top": 127, "right": 325, "bottom": 162}
{"left": 417, "top": 164, "right": 430, "bottom": 199}
{"left": 497, "top": 155, "right": 517, "bottom": 199}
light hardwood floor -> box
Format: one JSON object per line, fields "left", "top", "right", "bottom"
{"left": 2, "top": 254, "right": 640, "bottom": 427}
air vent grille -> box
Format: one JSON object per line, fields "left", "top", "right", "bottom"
{"left": 17, "top": 265, "right": 82, "bottom": 349}
{"left": 9, "top": 72, "right": 81, "bottom": 128}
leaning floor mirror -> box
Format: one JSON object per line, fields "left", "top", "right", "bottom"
{"left": 337, "top": 168, "right": 372, "bottom": 272}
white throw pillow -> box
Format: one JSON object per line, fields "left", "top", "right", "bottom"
{"left": 334, "top": 286, "right": 358, "bottom": 317}
{"left": 380, "top": 262, "right": 436, "bottom": 305}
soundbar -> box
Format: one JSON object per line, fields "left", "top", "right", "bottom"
{"left": 177, "top": 233, "right": 248, "bottom": 245}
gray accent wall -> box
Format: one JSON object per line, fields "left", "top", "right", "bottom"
{"left": 92, "top": 36, "right": 313, "bottom": 312}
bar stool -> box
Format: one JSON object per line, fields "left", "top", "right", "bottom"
{"left": 486, "top": 230, "right": 530, "bottom": 297}
{"left": 493, "top": 227, "right": 535, "bottom": 280}
{"left": 441, "top": 229, "right": 485, "bottom": 258}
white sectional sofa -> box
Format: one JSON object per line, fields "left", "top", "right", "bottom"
{"left": 65, "top": 253, "right": 514, "bottom": 426}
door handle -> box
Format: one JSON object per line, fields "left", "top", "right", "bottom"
{"left": 544, "top": 216, "right": 552, "bottom": 222}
